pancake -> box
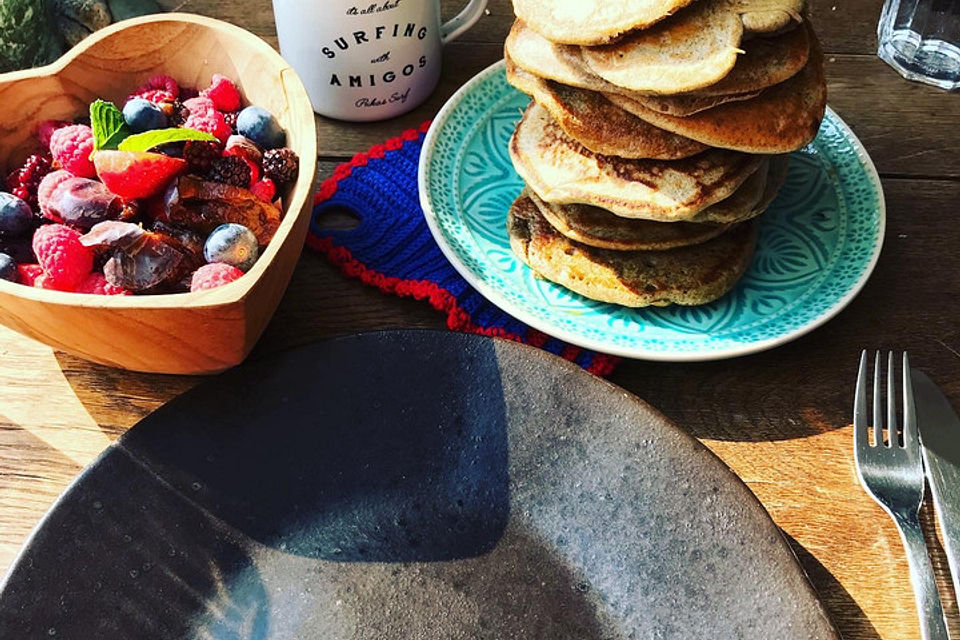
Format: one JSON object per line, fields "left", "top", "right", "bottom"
{"left": 579, "top": 0, "right": 806, "bottom": 94}
{"left": 604, "top": 37, "right": 826, "bottom": 154}
{"left": 625, "top": 25, "right": 810, "bottom": 115}
{"left": 505, "top": 19, "right": 809, "bottom": 104}
{"left": 509, "top": 102, "right": 763, "bottom": 221}
{"left": 693, "top": 154, "right": 788, "bottom": 223}
{"left": 528, "top": 157, "right": 779, "bottom": 249}
{"left": 505, "top": 60, "right": 708, "bottom": 160}
{"left": 529, "top": 157, "right": 785, "bottom": 249}
{"left": 528, "top": 189, "right": 731, "bottom": 251}
{"left": 736, "top": 0, "right": 804, "bottom": 34}
{"left": 504, "top": 20, "right": 619, "bottom": 94}
{"left": 511, "top": 0, "right": 698, "bottom": 46}
{"left": 690, "top": 22, "right": 810, "bottom": 97}
{"left": 508, "top": 194, "right": 757, "bottom": 307}
{"left": 580, "top": 0, "right": 744, "bottom": 94}
{"left": 627, "top": 90, "right": 762, "bottom": 117}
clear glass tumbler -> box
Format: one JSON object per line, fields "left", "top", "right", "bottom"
{"left": 878, "top": 0, "right": 960, "bottom": 90}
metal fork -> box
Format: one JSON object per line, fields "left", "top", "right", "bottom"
{"left": 854, "top": 351, "right": 949, "bottom": 640}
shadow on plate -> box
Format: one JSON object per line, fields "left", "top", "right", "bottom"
{"left": 782, "top": 531, "right": 881, "bottom": 640}
{"left": 115, "top": 331, "right": 511, "bottom": 562}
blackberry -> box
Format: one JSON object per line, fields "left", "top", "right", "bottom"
{"left": 262, "top": 148, "right": 299, "bottom": 185}
{"left": 184, "top": 140, "right": 222, "bottom": 174}
{"left": 223, "top": 111, "right": 239, "bottom": 134}
{"left": 163, "top": 100, "right": 190, "bottom": 127}
{"left": 6, "top": 154, "right": 53, "bottom": 215}
{"left": 207, "top": 156, "right": 251, "bottom": 187}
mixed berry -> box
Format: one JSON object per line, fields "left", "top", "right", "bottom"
{"left": 0, "top": 73, "right": 300, "bottom": 294}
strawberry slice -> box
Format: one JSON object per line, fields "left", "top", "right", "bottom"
{"left": 93, "top": 151, "right": 187, "bottom": 200}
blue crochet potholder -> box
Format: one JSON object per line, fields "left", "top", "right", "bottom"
{"left": 307, "top": 122, "right": 618, "bottom": 376}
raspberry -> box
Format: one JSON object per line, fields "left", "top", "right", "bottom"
{"left": 184, "top": 97, "right": 231, "bottom": 144}
{"left": 37, "top": 120, "right": 71, "bottom": 149}
{"left": 32, "top": 224, "right": 93, "bottom": 289}
{"left": 190, "top": 262, "right": 243, "bottom": 291}
{"left": 183, "top": 95, "right": 216, "bottom": 117}
{"left": 76, "top": 272, "right": 129, "bottom": 295}
{"left": 50, "top": 125, "right": 96, "bottom": 178}
{"left": 33, "top": 273, "right": 64, "bottom": 290}
{"left": 6, "top": 155, "right": 53, "bottom": 214}
{"left": 148, "top": 74, "right": 179, "bottom": 97}
{"left": 133, "top": 89, "right": 177, "bottom": 105}
{"left": 128, "top": 74, "right": 179, "bottom": 104}
{"left": 250, "top": 177, "right": 276, "bottom": 202}
{"left": 37, "top": 170, "right": 74, "bottom": 222}
{"left": 17, "top": 263, "right": 44, "bottom": 286}
{"left": 202, "top": 74, "right": 242, "bottom": 112}
{"left": 262, "top": 148, "right": 299, "bottom": 185}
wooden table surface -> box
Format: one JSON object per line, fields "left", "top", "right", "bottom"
{"left": 2, "top": 1, "right": 960, "bottom": 638}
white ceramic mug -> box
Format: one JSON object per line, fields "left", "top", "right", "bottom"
{"left": 272, "top": 0, "right": 489, "bottom": 122}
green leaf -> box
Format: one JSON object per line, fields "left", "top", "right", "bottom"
{"left": 117, "top": 128, "right": 218, "bottom": 152}
{"left": 90, "top": 100, "right": 131, "bottom": 150}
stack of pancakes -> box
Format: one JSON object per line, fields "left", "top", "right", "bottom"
{"left": 503, "top": 0, "right": 827, "bottom": 307}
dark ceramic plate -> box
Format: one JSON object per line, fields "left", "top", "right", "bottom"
{"left": 0, "top": 331, "right": 837, "bottom": 639}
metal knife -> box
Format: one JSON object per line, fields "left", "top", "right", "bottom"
{"left": 914, "top": 369, "right": 960, "bottom": 599}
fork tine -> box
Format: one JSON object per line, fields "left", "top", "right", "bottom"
{"left": 902, "top": 352, "right": 917, "bottom": 450}
{"left": 873, "top": 351, "right": 883, "bottom": 447}
{"left": 887, "top": 351, "right": 900, "bottom": 447}
{"left": 854, "top": 350, "right": 870, "bottom": 451}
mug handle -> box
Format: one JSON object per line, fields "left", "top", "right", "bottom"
{"left": 440, "top": 0, "right": 489, "bottom": 44}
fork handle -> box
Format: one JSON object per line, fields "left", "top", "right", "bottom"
{"left": 897, "top": 515, "right": 949, "bottom": 640}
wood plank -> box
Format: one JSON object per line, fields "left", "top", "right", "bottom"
{"left": 825, "top": 55, "right": 960, "bottom": 178}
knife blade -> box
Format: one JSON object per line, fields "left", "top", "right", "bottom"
{"left": 914, "top": 369, "right": 960, "bottom": 599}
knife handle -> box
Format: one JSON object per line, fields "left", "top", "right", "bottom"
{"left": 897, "top": 514, "right": 949, "bottom": 640}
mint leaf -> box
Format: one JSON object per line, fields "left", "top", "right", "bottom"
{"left": 118, "top": 128, "right": 218, "bottom": 152}
{"left": 90, "top": 100, "right": 131, "bottom": 150}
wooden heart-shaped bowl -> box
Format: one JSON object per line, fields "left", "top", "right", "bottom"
{"left": 0, "top": 14, "right": 317, "bottom": 374}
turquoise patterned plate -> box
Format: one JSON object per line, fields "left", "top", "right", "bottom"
{"left": 418, "top": 61, "right": 885, "bottom": 361}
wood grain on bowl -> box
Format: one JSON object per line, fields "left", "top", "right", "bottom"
{"left": 0, "top": 14, "right": 317, "bottom": 374}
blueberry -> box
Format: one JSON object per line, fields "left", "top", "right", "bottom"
{"left": 237, "top": 106, "right": 285, "bottom": 149}
{"left": 123, "top": 98, "right": 168, "bottom": 133}
{"left": 204, "top": 223, "right": 259, "bottom": 271}
{"left": 0, "top": 253, "right": 17, "bottom": 283}
{"left": 0, "top": 234, "right": 35, "bottom": 264}
{"left": 0, "top": 192, "right": 34, "bottom": 237}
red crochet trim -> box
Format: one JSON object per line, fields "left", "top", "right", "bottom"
{"left": 315, "top": 120, "right": 432, "bottom": 204}
{"left": 307, "top": 121, "right": 620, "bottom": 377}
